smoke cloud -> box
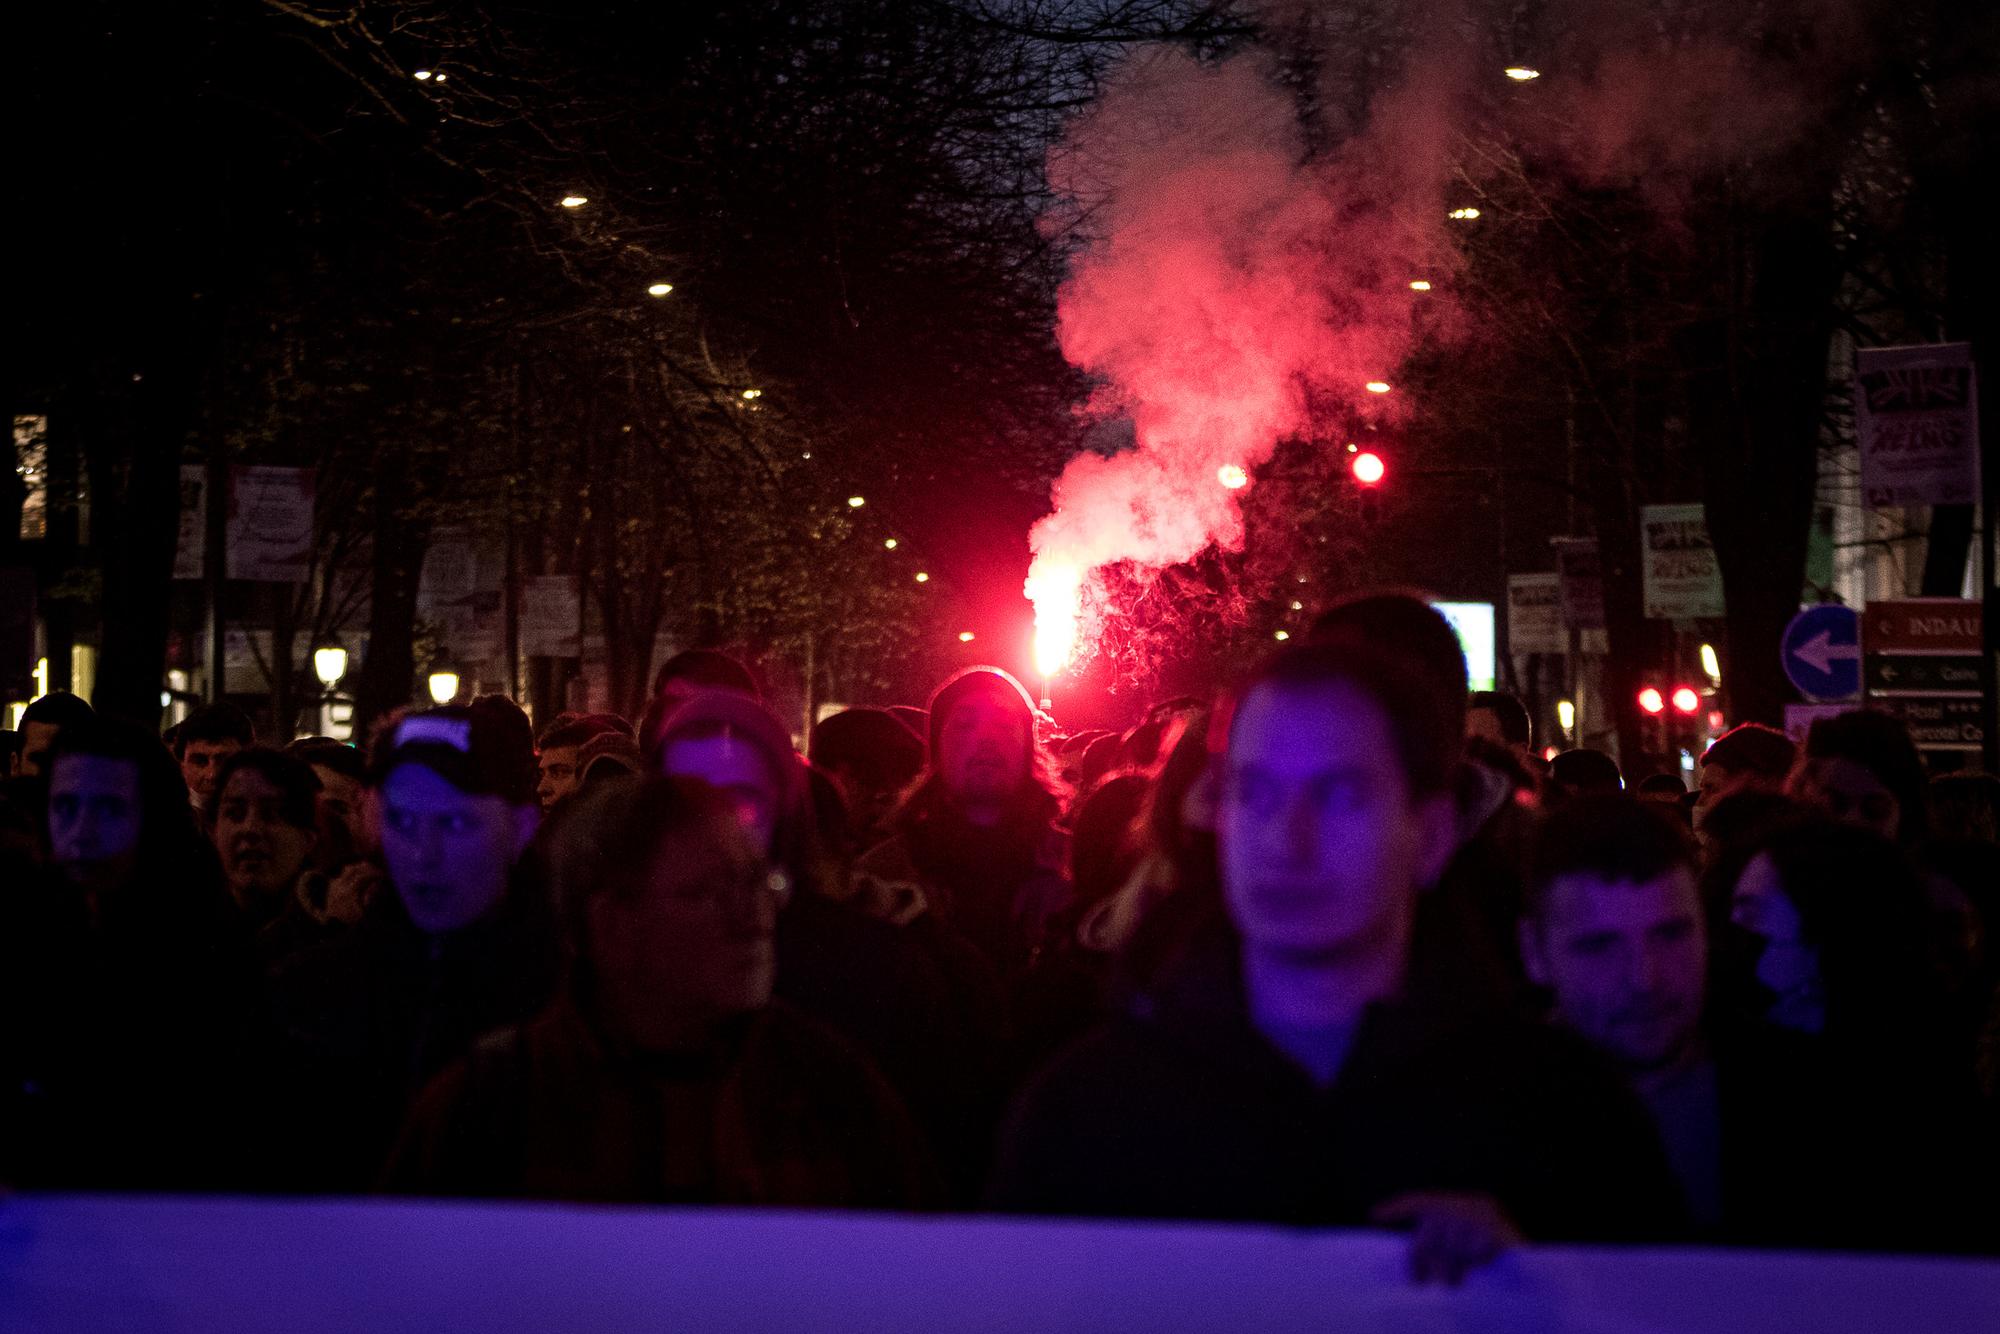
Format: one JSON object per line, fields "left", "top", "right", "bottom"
{"left": 1024, "top": 2, "right": 1862, "bottom": 676}
{"left": 1026, "top": 39, "right": 1459, "bottom": 670}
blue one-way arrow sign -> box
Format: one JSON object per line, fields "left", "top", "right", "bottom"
{"left": 1782, "top": 604, "right": 1861, "bottom": 701}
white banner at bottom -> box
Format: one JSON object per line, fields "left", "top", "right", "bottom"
{"left": 2, "top": 1195, "right": 1995, "bottom": 1333}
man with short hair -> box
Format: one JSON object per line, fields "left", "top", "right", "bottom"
{"left": 534, "top": 714, "right": 629, "bottom": 813}
{"left": 1694, "top": 724, "right": 1794, "bottom": 834}
{"left": 1520, "top": 797, "right": 1716, "bottom": 1226}
{"left": 173, "top": 702, "right": 256, "bottom": 815}
{"left": 1517, "top": 794, "right": 1905, "bottom": 1247}
{"left": 994, "top": 642, "right": 1683, "bottom": 1281}
{"left": 10, "top": 691, "right": 95, "bottom": 780}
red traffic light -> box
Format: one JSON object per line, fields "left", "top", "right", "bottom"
{"left": 1637, "top": 686, "right": 1666, "bottom": 715}
{"left": 1351, "top": 451, "right": 1385, "bottom": 486}
{"left": 1670, "top": 685, "right": 1701, "bottom": 715}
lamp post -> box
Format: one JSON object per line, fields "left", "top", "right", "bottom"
{"left": 312, "top": 640, "right": 348, "bottom": 738}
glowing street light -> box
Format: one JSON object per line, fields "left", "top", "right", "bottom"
{"left": 1364, "top": 380, "right": 1392, "bottom": 394}
{"left": 1448, "top": 206, "right": 1481, "bottom": 220}
{"left": 312, "top": 645, "right": 349, "bottom": 689}
{"left": 1408, "top": 280, "right": 1433, "bottom": 291}
{"left": 847, "top": 495, "right": 866, "bottom": 508}
{"left": 914, "top": 572, "right": 929, "bottom": 583}
{"left": 1700, "top": 642, "right": 1721, "bottom": 681}
{"left": 1216, "top": 463, "right": 1248, "bottom": 490}
{"left": 560, "top": 194, "right": 588, "bottom": 209}
{"left": 1290, "top": 600, "right": 1304, "bottom": 611}
{"left": 647, "top": 282, "right": 674, "bottom": 297}
{"left": 1274, "top": 630, "right": 1290, "bottom": 641}
{"left": 884, "top": 538, "right": 898, "bottom": 550}
{"left": 1503, "top": 66, "right": 1541, "bottom": 81}
{"left": 741, "top": 388, "right": 762, "bottom": 400}
{"left": 1351, "top": 451, "right": 1386, "bottom": 485}
{"left": 413, "top": 69, "right": 434, "bottom": 81}
{"left": 958, "top": 631, "right": 976, "bottom": 643}
{"left": 427, "top": 670, "right": 461, "bottom": 706}
{"left": 1557, "top": 699, "right": 1576, "bottom": 733}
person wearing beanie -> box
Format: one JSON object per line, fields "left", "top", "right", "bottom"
{"left": 643, "top": 687, "right": 1009, "bottom": 1200}
{"left": 854, "top": 666, "right": 1071, "bottom": 988}
{"left": 265, "top": 706, "right": 558, "bottom": 1190}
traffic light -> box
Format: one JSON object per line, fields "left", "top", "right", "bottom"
{"left": 1351, "top": 451, "right": 1386, "bottom": 485}
{"left": 1637, "top": 686, "right": 1665, "bottom": 715}
{"left": 1670, "top": 685, "right": 1701, "bottom": 715}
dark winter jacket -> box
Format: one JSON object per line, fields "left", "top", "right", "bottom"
{"left": 382, "top": 993, "right": 930, "bottom": 1209}
{"left": 990, "top": 935, "right": 1686, "bottom": 1241}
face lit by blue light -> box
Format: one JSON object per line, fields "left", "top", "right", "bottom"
{"left": 1218, "top": 680, "right": 1454, "bottom": 963}
{"left": 379, "top": 763, "right": 531, "bottom": 933}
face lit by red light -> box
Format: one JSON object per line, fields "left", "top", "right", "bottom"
{"left": 939, "top": 693, "right": 1030, "bottom": 813}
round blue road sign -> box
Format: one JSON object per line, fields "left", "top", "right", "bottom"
{"left": 1781, "top": 604, "right": 1861, "bottom": 702}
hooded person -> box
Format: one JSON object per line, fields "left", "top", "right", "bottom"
{"left": 643, "top": 688, "right": 1007, "bottom": 1199}
{"left": 853, "top": 667, "right": 1071, "bottom": 985}
{"left": 265, "top": 706, "right": 559, "bottom": 1190}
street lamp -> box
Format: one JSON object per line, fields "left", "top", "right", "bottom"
{"left": 847, "top": 495, "right": 866, "bottom": 508}
{"left": 427, "top": 658, "right": 461, "bottom": 706}
{"left": 1503, "top": 66, "right": 1541, "bottom": 81}
{"left": 1557, "top": 699, "right": 1576, "bottom": 734}
{"left": 647, "top": 282, "right": 674, "bottom": 297}
{"left": 313, "top": 643, "right": 348, "bottom": 690}
{"left": 958, "top": 631, "right": 975, "bottom": 643}
{"left": 559, "top": 194, "right": 588, "bottom": 209}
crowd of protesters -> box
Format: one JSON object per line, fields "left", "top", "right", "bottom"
{"left": 4, "top": 595, "right": 1998, "bottom": 1281}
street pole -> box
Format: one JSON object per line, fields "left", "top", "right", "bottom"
{"left": 204, "top": 445, "right": 226, "bottom": 702}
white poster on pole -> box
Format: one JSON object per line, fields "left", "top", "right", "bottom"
{"left": 420, "top": 536, "right": 479, "bottom": 607}
{"left": 520, "top": 575, "right": 581, "bottom": 657}
{"left": 1507, "top": 574, "right": 1564, "bottom": 656}
{"left": 1854, "top": 342, "right": 1980, "bottom": 508}
{"left": 1640, "top": 503, "right": 1725, "bottom": 620}
{"left": 226, "top": 466, "right": 315, "bottom": 582}
{"left": 173, "top": 466, "right": 206, "bottom": 580}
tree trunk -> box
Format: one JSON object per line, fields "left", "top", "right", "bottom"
{"left": 1693, "top": 189, "right": 1839, "bottom": 729}
{"left": 356, "top": 452, "right": 429, "bottom": 734}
